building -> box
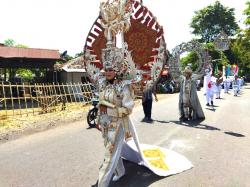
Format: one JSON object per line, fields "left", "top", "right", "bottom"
{"left": 54, "top": 56, "right": 88, "bottom": 84}
{"left": 0, "top": 45, "right": 61, "bottom": 83}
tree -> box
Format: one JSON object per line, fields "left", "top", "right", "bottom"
{"left": 230, "top": 1, "right": 250, "bottom": 76}
{"left": 4, "top": 38, "right": 15, "bottom": 46}
{"left": 16, "top": 69, "right": 33, "bottom": 82}
{"left": 190, "top": 1, "right": 239, "bottom": 43}
{"left": 3, "top": 38, "right": 28, "bottom": 48}
{"left": 244, "top": 1, "right": 250, "bottom": 26}
{"left": 180, "top": 52, "right": 199, "bottom": 71}
{"left": 75, "top": 52, "right": 84, "bottom": 58}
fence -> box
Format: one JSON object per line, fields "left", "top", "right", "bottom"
{"left": 0, "top": 82, "right": 94, "bottom": 119}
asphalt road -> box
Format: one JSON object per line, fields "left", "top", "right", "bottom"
{"left": 0, "top": 84, "right": 250, "bottom": 187}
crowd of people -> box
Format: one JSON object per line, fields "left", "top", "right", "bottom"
{"left": 88, "top": 1, "right": 247, "bottom": 187}
{"left": 141, "top": 67, "right": 245, "bottom": 124}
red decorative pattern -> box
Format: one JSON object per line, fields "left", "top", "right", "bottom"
{"left": 124, "top": 18, "right": 157, "bottom": 67}
{"left": 83, "top": 0, "right": 166, "bottom": 71}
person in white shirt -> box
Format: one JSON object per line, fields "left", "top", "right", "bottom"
{"left": 203, "top": 69, "right": 215, "bottom": 106}
{"left": 223, "top": 77, "right": 231, "bottom": 93}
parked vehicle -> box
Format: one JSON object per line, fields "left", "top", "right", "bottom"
{"left": 87, "top": 95, "right": 99, "bottom": 128}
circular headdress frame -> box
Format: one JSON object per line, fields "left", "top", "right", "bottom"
{"left": 83, "top": 0, "right": 167, "bottom": 73}
{"left": 168, "top": 40, "right": 210, "bottom": 79}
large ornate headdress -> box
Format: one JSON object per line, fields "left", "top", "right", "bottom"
{"left": 85, "top": 0, "right": 167, "bottom": 89}
{"left": 86, "top": 0, "right": 140, "bottom": 84}
{"left": 100, "top": 0, "right": 133, "bottom": 38}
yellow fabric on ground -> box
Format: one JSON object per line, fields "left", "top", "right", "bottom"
{"left": 143, "top": 148, "right": 165, "bottom": 158}
{"left": 143, "top": 148, "right": 169, "bottom": 171}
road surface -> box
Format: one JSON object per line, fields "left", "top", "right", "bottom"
{"left": 0, "top": 84, "right": 250, "bottom": 187}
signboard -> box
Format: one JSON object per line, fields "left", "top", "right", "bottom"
{"left": 214, "top": 31, "right": 230, "bottom": 51}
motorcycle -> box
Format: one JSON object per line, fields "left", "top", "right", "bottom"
{"left": 87, "top": 95, "right": 99, "bottom": 128}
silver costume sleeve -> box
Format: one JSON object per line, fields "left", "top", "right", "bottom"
{"left": 121, "top": 85, "right": 135, "bottom": 114}
{"left": 116, "top": 85, "right": 135, "bottom": 118}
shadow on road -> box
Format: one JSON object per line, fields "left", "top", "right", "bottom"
{"left": 215, "top": 98, "right": 225, "bottom": 100}
{"left": 205, "top": 107, "right": 216, "bottom": 112}
{"left": 160, "top": 120, "right": 245, "bottom": 138}
{"left": 109, "top": 160, "right": 164, "bottom": 187}
{"left": 210, "top": 105, "right": 219, "bottom": 107}
{"left": 224, "top": 131, "right": 245, "bottom": 137}
{"left": 152, "top": 119, "right": 221, "bottom": 131}
{"left": 91, "top": 160, "right": 165, "bottom": 187}
{"left": 153, "top": 120, "right": 170, "bottom": 124}
{"left": 170, "top": 120, "right": 221, "bottom": 131}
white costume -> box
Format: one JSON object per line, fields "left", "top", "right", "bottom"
{"left": 232, "top": 77, "right": 239, "bottom": 96}
{"left": 238, "top": 78, "right": 242, "bottom": 92}
{"left": 223, "top": 77, "right": 231, "bottom": 93}
{"left": 97, "top": 81, "right": 134, "bottom": 186}
{"left": 85, "top": 1, "right": 193, "bottom": 187}
{"left": 203, "top": 71, "right": 215, "bottom": 106}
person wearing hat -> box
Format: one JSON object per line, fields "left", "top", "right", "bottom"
{"left": 179, "top": 66, "right": 205, "bottom": 121}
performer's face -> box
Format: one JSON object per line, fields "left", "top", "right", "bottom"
{"left": 105, "top": 69, "right": 116, "bottom": 80}
{"left": 184, "top": 72, "right": 190, "bottom": 78}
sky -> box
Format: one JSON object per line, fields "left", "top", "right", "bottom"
{"left": 0, "top": 0, "right": 247, "bottom": 56}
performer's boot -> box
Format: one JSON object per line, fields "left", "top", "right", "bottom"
{"left": 188, "top": 108, "right": 193, "bottom": 120}
{"left": 183, "top": 107, "right": 189, "bottom": 121}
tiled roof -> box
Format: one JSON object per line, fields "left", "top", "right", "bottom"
{"left": 0, "top": 46, "right": 61, "bottom": 59}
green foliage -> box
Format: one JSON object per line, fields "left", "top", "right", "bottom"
{"left": 4, "top": 38, "right": 15, "bottom": 46}
{"left": 179, "top": 43, "right": 229, "bottom": 71}
{"left": 229, "top": 1, "right": 250, "bottom": 76}
{"left": 16, "top": 69, "right": 33, "bottom": 81}
{"left": 15, "top": 44, "right": 28, "bottom": 48}
{"left": 220, "top": 52, "right": 230, "bottom": 66}
{"left": 244, "top": 1, "right": 250, "bottom": 26}
{"left": 180, "top": 52, "right": 199, "bottom": 71}
{"left": 64, "top": 54, "right": 73, "bottom": 61}
{"left": 75, "top": 52, "right": 84, "bottom": 58}
{"left": 190, "top": 1, "right": 239, "bottom": 42}
{"left": 204, "top": 42, "right": 220, "bottom": 60}
{"left": 55, "top": 61, "right": 64, "bottom": 65}
{"left": 203, "top": 42, "right": 229, "bottom": 69}
{"left": 3, "top": 38, "right": 28, "bottom": 48}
